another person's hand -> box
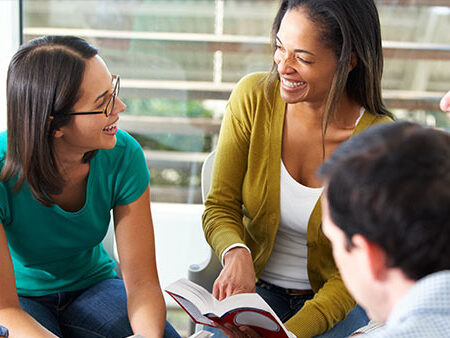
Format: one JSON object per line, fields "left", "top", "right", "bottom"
{"left": 213, "top": 247, "right": 256, "bottom": 300}
{"left": 440, "top": 90, "right": 450, "bottom": 113}
{"left": 214, "top": 323, "right": 262, "bottom": 338}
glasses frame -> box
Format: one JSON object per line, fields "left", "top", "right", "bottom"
{"left": 67, "top": 75, "right": 120, "bottom": 117}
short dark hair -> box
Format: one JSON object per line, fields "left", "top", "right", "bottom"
{"left": 0, "top": 36, "right": 98, "bottom": 206}
{"left": 266, "top": 0, "right": 392, "bottom": 134}
{"left": 319, "top": 122, "right": 450, "bottom": 281}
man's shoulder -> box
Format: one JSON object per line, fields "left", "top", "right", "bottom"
{"left": 368, "top": 272, "right": 450, "bottom": 337}
{"left": 367, "top": 317, "right": 450, "bottom": 338}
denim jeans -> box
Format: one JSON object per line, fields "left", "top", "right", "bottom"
{"left": 0, "top": 325, "right": 8, "bottom": 338}
{"left": 256, "top": 280, "right": 369, "bottom": 337}
{"left": 19, "top": 278, "right": 180, "bottom": 338}
{"left": 205, "top": 279, "right": 369, "bottom": 337}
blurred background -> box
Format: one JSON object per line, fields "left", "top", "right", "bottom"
{"left": 1, "top": 0, "right": 449, "bottom": 335}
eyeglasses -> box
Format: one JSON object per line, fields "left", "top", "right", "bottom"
{"left": 67, "top": 75, "right": 120, "bottom": 117}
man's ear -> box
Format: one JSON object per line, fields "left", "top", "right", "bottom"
{"left": 349, "top": 52, "right": 358, "bottom": 72}
{"left": 352, "top": 234, "right": 388, "bottom": 281}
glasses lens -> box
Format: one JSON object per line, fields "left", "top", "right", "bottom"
{"left": 104, "top": 76, "right": 120, "bottom": 117}
{"left": 105, "top": 98, "right": 115, "bottom": 117}
{"left": 116, "top": 76, "right": 120, "bottom": 97}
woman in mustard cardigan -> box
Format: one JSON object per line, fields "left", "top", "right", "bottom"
{"left": 202, "top": 0, "right": 393, "bottom": 337}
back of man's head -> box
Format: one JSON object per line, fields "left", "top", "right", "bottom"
{"left": 319, "top": 121, "right": 450, "bottom": 281}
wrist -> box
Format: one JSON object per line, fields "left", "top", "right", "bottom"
{"left": 224, "top": 247, "right": 251, "bottom": 265}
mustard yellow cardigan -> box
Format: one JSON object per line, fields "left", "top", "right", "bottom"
{"left": 202, "top": 72, "right": 392, "bottom": 337}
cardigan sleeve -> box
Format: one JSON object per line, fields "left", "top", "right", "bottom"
{"left": 202, "top": 73, "right": 263, "bottom": 260}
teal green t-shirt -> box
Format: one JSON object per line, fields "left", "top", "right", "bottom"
{"left": 0, "top": 129, "right": 150, "bottom": 296}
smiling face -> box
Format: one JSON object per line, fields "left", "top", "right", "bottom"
{"left": 55, "top": 55, "right": 126, "bottom": 154}
{"left": 274, "top": 7, "right": 339, "bottom": 106}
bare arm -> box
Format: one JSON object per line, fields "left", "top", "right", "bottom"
{"left": 0, "top": 223, "right": 57, "bottom": 338}
{"left": 113, "top": 186, "right": 166, "bottom": 338}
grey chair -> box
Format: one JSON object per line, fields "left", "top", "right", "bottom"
{"left": 186, "top": 150, "right": 222, "bottom": 334}
{"left": 187, "top": 150, "right": 222, "bottom": 293}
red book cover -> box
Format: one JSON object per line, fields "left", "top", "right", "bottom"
{"left": 208, "top": 308, "right": 289, "bottom": 337}
{"left": 165, "top": 279, "right": 290, "bottom": 338}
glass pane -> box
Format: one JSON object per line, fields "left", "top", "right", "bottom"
{"left": 22, "top": 0, "right": 450, "bottom": 203}
{"left": 20, "top": 0, "right": 450, "bottom": 334}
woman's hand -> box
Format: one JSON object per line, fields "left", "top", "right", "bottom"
{"left": 213, "top": 247, "right": 256, "bottom": 300}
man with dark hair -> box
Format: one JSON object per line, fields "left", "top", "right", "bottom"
{"left": 318, "top": 121, "right": 450, "bottom": 337}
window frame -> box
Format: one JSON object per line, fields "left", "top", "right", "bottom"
{"left": 0, "top": 0, "right": 21, "bottom": 131}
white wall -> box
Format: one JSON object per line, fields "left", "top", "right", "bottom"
{"left": 0, "top": 0, "right": 20, "bottom": 132}
{"left": 151, "top": 202, "right": 210, "bottom": 306}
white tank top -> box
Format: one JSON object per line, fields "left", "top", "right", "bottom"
{"left": 260, "top": 160, "right": 323, "bottom": 289}
{"left": 260, "top": 107, "right": 365, "bottom": 289}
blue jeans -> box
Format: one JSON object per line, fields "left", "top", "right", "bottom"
{"left": 205, "top": 279, "right": 368, "bottom": 337}
{"left": 19, "top": 278, "right": 179, "bottom": 338}
{"left": 0, "top": 325, "right": 8, "bottom": 337}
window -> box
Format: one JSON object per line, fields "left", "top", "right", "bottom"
{"left": 22, "top": 1, "right": 450, "bottom": 207}
{"left": 0, "top": 0, "right": 21, "bottom": 131}
{"left": 21, "top": 0, "right": 450, "bottom": 334}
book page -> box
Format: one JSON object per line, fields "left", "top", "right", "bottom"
{"left": 165, "top": 279, "right": 215, "bottom": 313}
{"left": 165, "top": 279, "right": 289, "bottom": 336}
{"left": 169, "top": 293, "right": 214, "bottom": 326}
{"left": 215, "top": 293, "right": 275, "bottom": 317}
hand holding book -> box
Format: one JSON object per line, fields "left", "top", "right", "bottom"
{"left": 165, "top": 279, "right": 296, "bottom": 338}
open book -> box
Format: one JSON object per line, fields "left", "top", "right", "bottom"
{"left": 165, "top": 278, "right": 290, "bottom": 338}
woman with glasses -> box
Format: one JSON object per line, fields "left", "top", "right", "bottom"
{"left": 0, "top": 36, "right": 179, "bottom": 338}
{"left": 203, "top": 0, "right": 393, "bottom": 337}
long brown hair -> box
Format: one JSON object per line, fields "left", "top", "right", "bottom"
{"left": 265, "top": 0, "right": 393, "bottom": 135}
{"left": 0, "top": 36, "right": 98, "bottom": 206}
